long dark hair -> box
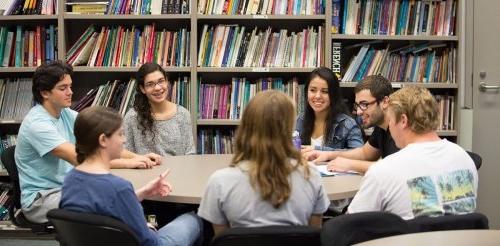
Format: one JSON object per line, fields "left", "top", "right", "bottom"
{"left": 301, "top": 67, "right": 349, "bottom": 145}
{"left": 133, "top": 62, "right": 170, "bottom": 140}
{"left": 74, "top": 106, "right": 122, "bottom": 164}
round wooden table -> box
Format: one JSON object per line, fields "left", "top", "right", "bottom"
{"left": 111, "top": 154, "right": 362, "bottom": 204}
{"left": 355, "top": 230, "right": 500, "bottom": 246}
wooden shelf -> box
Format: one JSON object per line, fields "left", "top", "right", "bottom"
{"left": 0, "top": 67, "right": 37, "bottom": 73}
{"left": 197, "top": 14, "right": 326, "bottom": 20}
{"left": 364, "top": 128, "right": 458, "bottom": 137}
{"left": 0, "top": 119, "right": 23, "bottom": 124}
{"left": 0, "top": 15, "right": 58, "bottom": 21}
{"left": 340, "top": 82, "right": 459, "bottom": 89}
{"left": 332, "top": 34, "right": 459, "bottom": 41}
{"left": 72, "top": 66, "right": 191, "bottom": 72}
{"left": 197, "top": 67, "right": 315, "bottom": 73}
{"left": 64, "top": 13, "right": 190, "bottom": 20}
{"left": 197, "top": 119, "right": 239, "bottom": 125}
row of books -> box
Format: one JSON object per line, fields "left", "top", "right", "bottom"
{"left": 435, "top": 94, "right": 454, "bottom": 131}
{"left": 71, "top": 79, "right": 138, "bottom": 115}
{"left": 0, "top": 25, "right": 58, "bottom": 68}
{"left": 71, "top": 75, "right": 190, "bottom": 115}
{"left": 198, "top": 77, "right": 305, "bottom": 119}
{"left": 332, "top": 0, "right": 457, "bottom": 36}
{"left": 340, "top": 42, "right": 456, "bottom": 83}
{"left": 198, "top": 0, "right": 325, "bottom": 15}
{"left": 67, "top": 24, "right": 190, "bottom": 67}
{"left": 0, "top": 188, "right": 11, "bottom": 221}
{"left": 0, "top": 0, "right": 57, "bottom": 15}
{"left": 197, "top": 128, "right": 234, "bottom": 154}
{"left": 0, "top": 134, "right": 17, "bottom": 173}
{"left": 198, "top": 24, "right": 324, "bottom": 68}
{"left": 0, "top": 78, "right": 33, "bottom": 120}
{"left": 66, "top": 0, "right": 189, "bottom": 15}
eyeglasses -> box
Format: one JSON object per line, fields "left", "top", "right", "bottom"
{"left": 144, "top": 78, "right": 167, "bottom": 89}
{"left": 353, "top": 100, "right": 378, "bottom": 111}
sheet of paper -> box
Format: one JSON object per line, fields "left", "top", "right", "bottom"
{"left": 315, "top": 164, "right": 360, "bottom": 177}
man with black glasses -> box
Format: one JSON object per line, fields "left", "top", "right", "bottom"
{"left": 304, "top": 75, "right": 399, "bottom": 174}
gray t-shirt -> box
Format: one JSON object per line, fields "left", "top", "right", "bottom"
{"left": 123, "top": 105, "right": 196, "bottom": 156}
{"left": 198, "top": 160, "right": 330, "bottom": 227}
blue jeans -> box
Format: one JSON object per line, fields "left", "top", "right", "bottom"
{"left": 157, "top": 212, "right": 203, "bottom": 246}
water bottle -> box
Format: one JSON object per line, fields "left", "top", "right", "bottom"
{"left": 292, "top": 131, "right": 301, "bottom": 150}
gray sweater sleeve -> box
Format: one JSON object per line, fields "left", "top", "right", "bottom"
{"left": 178, "top": 106, "right": 196, "bottom": 155}
{"left": 123, "top": 109, "right": 137, "bottom": 153}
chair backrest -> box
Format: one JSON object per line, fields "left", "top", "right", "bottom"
{"left": 467, "top": 151, "right": 482, "bottom": 170}
{"left": 1, "top": 145, "right": 53, "bottom": 233}
{"left": 321, "top": 212, "right": 410, "bottom": 246}
{"left": 211, "top": 226, "right": 321, "bottom": 246}
{"left": 407, "top": 213, "right": 489, "bottom": 233}
{"left": 1, "top": 146, "right": 21, "bottom": 210}
{"left": 47, "top": 209, "right": 140, "bottom": 246}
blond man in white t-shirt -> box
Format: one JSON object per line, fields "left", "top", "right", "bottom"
{"left": 348, "top": 86, "right": 478, "bottom": 219}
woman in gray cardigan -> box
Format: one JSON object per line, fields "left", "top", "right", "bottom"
{"left": 123, "top": 63, "right": 195, "bottom": 156}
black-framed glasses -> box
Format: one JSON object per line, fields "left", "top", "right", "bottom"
{"left": 353, "top": 100, "right": 378, "bottom": 111}
{"left": 144, "top": 78, "right": 167, "bottom": 89}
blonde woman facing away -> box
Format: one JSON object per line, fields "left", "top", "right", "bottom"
{"left": 198, "top": 90, "right": 330, "bottom": 236}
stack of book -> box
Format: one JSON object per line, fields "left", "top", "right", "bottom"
{"left": 0, "top": 185, "right": 12, "bottom": 222}
{"left": 71, "top": 79, "right": 138, "bottom": 115}
{"left": 198, "top": 24, "right": 324, "bottom": 68}
{"left": 435, "top": 94, "right": 454, "bottom": 131}
{"left": 66, "top": 0, "right": 109, "bottom": 14}
{"left": 67, "top": 24, "right": 190, "bottom": 67}
{"left": 341, "top": 42, "right": 456, "bottom": 83}
{"left": 0, "top": 25, "right": 57, "bottom": 67}
{"left": 197, "top": 128, "right": 234, "bottom": 154}
{"left": 198, "top": 0, "right": 325, "bottom": 15}
{"left": 0, "top": 0, "right": 57, "bottom": 15}
{"left": 0, "top": 134, "right": 17, "bottom": 174}
{"left": 71, "top": 75, "right": 190, "bottom": 114}
{"left": 333, "top": 0, "right": 457, "bottom": 36}
{"left": 198, "top": 77, "right": 304, "bottom": 120}
{"left": 66, "top": 0, "right": 190, "bottom": 15}
{"left": 0, "top": 78, "right": 34, "bottom": 120}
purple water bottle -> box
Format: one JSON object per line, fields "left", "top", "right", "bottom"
{"left": 292, "top": 131, "right": 301, "bottom": 150}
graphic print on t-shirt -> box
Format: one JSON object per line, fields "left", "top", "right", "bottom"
{"left": 407, "top": 169, "right": 476, "bottom": 217}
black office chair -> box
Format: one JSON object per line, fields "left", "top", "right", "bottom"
{"left": 321, "top": 212, "right": 410, "bottom": 246}
{"left": 1, "top": 145, "right": 53, "bottom": 234}
{"left": 407, "top": 212, "right": 489, "bottom": 233}
{"left": 211, "top": 225, "right": 321, "bottom": 246}
{"left": 466, "top": 151, "right": 482, "bottom": 170}
{"left": 47, "top": 209, "right": 140, "bottom": 246}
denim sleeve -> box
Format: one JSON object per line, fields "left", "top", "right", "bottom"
{"left": 295, "top": 114, "right": 305, "bottom": 133}
{"left": 315, "top": 116, "right": 364, "bottom": 151}
{"left": 344, "top": 118, "right": 364, "bottom": 149}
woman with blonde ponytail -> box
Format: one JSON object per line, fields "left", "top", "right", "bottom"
{"left": 198, "top": 90, "right": 330, "bottom": 236}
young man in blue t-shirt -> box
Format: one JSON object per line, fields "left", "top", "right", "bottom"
{"left": 15, "top": 61, "right": 162, "bottom": 223}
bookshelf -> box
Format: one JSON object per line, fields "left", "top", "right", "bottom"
{"left": 0, "top": 0, "right": 463, "bottom": 157}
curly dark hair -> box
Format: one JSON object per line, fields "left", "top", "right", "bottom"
{"left": 32, "top": 60, "right": 73, "bottom": 104}
{"left": 301, "top": 67, "right": 349, "bottom": 145}
{"left": 133, "top": 62, "right": 170, "bottom": 140}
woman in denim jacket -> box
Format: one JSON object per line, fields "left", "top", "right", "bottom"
{"left": 296, "top": 67, "right": 363, "bottom": 152}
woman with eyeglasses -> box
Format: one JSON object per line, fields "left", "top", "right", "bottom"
{"left": 123, "top": 62, "right": 195, "bottom": 157}
{"left": 297, "top": 67, "right": 363, "bottom": 154}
